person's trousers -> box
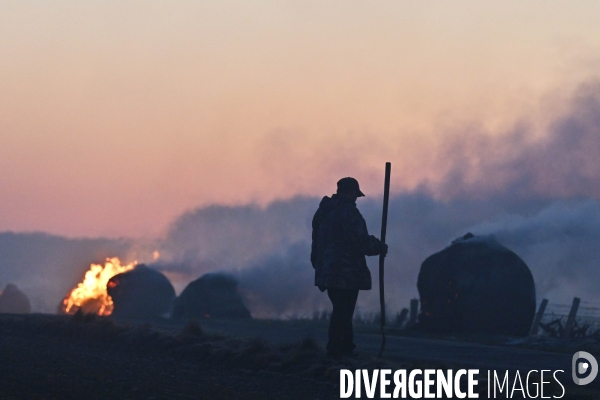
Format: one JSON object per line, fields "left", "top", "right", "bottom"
{"left": 326, "top": 288, "right": 359, "bottom": 356}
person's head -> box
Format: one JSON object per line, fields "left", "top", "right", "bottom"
{"left": 336, "top": 177, "right": 365, "bottom": 201}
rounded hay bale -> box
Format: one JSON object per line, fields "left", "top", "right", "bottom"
{"left": 107, "top": 265, "right": 175, "bottom": 319}
{"left": 172, "top": 273, "right": 251, "bottom": 320}
{"left": 417, "top": 233, "right": 536, "bottom": 336}
{"left": 0, "top": 284, "right": 31, "bottom": 314}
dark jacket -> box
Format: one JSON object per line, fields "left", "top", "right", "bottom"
{"left": 311, "top": 194, "right": 384, "bottom": 290}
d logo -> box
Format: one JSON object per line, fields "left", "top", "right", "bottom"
{"left": 572, "top": 351, "right": 598, "bottom": 385}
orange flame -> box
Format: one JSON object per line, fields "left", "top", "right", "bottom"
{"left": 61, "top": 257, "right": 136, "bottom": 316}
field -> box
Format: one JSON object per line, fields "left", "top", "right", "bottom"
{"left": 1, "top": 314, "right": 599, "bottom": 399}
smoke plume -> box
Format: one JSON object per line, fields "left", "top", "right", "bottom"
{"left": 150, "top": 80, "right": 600, "bottom": 317}
{"left": 3, "top": 81, "right": 600, "bottom": 316}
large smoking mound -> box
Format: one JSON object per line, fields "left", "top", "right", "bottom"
{"left": 2, "top": 81, "right": 600, "bottom": 317}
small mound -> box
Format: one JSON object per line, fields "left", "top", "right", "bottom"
{"left": 0, "top": 284, "right": 31, "bottom": 314}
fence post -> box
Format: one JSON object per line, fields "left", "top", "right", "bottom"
{"left": 562, "top": 297, "right": 580, "bottom": 339}
{"left": 396, "top": 308, "right": 409, "bottom": 327}
{"left": 407, "top": 299, "right": 419, "bottom": 327}
{"left": 530, "top": 299, "right": 548, "bottom": 335}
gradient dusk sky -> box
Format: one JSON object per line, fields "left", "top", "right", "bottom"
{"left": 2, "top": 2, "right": 600, "bottom": 238}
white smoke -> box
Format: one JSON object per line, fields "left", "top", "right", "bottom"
{"left": 3, "top": 81, "right": 600, "bottom": 316}
{"left": 149, "top": 193, "right": 600, "bottom": 318}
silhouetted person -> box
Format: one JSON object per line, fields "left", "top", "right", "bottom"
{"left": 311, "top": 177, "right": 387, "bottom": 358}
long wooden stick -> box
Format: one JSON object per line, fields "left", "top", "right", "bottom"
{"left": 377, "top": 162, "right": 391, "bottom": 358}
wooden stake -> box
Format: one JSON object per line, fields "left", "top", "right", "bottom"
{"left": 530, "top": 298, "right": 548, "bottom": 336}
{"left": 563, "top": 297, "right": 580, "bottom": 339}
{"left": 408, "top": 298, "right": 419, "bottom": 327}
{"left": 396, "top": 308, "right": 409, "bottom": 327}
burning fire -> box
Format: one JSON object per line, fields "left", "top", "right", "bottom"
{"left": 61, "top": 257, "right": 136, "bottom": 316}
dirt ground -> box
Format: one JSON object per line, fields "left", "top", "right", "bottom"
{"left": 0, "top": 314, "right": 338, "bottom": 400}
{"left": 1, "top": 314, "right": 599, "bottom": 400}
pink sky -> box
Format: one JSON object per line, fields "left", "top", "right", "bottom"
{"left": 2, "top": 2, "right": 600, "bottom": 238}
